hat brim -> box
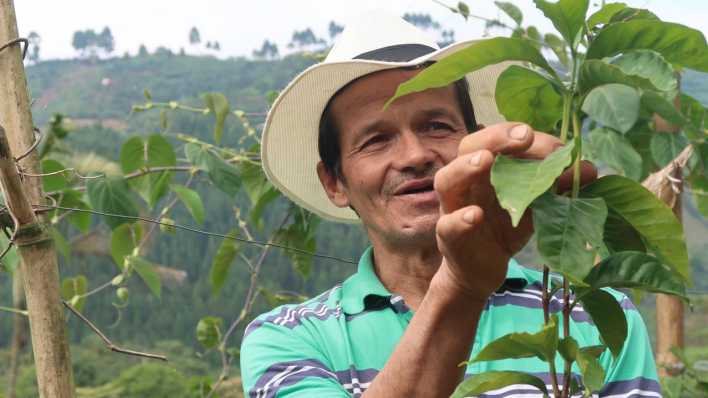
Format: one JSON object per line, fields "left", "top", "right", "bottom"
{"left": 261, "top": 39, "right": 513, "bottom": 223}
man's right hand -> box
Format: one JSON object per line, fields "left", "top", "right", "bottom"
{"left": 431, "top": 122, "right": 595, "bottom": 302}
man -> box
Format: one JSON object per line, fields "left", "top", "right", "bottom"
{"left": 241, "top": 13, "right": 660, "bottom": 398}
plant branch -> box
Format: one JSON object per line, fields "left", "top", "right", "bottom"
{"left": 206, "top": 213, "right": 291, "bottom": 398}
{"left": 0, "top": 305, "right": 27, "bottom": 316}
{"left": 62, "top": 300, "right": 167, "bottom": 361}
{"left": 561, "top": 277, "right": 571, "bottom": 398}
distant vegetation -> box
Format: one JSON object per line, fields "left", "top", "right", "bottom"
{"left": 2, "top": 14, "right": 708, "bottom": 397}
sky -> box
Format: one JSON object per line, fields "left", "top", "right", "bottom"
{"left": 13, "top": 0, "right": 708, "bottom": 60}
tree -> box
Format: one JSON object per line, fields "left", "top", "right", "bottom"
{"left": 328, "top": 21, "right": 343, "bottom": 40}
{"left": 252, "top": 39, "right": 279, "bottom": 60}
{"left": 27, "top": 31, "right": 40, "bottom": 63}
{"left": 189, "top": 27, "right": 201, "bottom": 45}
{"left": 98, "top": 26, "right": 115, "bottom": 56}
{"left": 402, "top": 12, "right": 441, "bottom": 30}
{"left": 287, "top": 28, "right": 326, "bottom": 51}
{"left": 138, "top": 44, "right": 149, "bottom": 57}
{"left": 71, "top": 30, "right": 89, "bottom": 57}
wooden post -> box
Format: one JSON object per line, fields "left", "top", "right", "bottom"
{"left": 0, "top": 1, "right": 75, "bottom": 396}
{"left": 644, "top": 94, "right": 686, "bottom": 377}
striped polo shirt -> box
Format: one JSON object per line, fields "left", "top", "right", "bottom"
{"left": 240, "top": 247, "right": 660, "bottom": 397}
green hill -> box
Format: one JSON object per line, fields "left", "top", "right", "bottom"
{"left": 0, "top": 52, "right": 706, "bottom": 397}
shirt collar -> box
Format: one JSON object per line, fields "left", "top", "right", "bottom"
{"left": 340, "top": 246, "right": 529, "bottom": 315}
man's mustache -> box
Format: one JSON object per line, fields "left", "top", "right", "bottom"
{"left": 382, "top": 165, "right": 441, "bottom": 195}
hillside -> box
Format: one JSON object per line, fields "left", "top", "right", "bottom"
{"left": 0, "top": 52, "right": 705, "bottom": 396}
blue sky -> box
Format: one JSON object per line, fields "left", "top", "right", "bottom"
{"left": 15, "top": 0, "right": 708, "bottom": 60}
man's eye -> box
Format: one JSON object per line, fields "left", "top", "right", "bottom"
{"left": 424, "top": 122, "right": 453, "bottom": 132}
{"left": 361, "top": 135, "right": 388, "bottom": 149}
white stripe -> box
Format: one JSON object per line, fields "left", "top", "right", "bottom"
{"left": 258, "top": 365, "right": 296, "bottom": 398}
{"left": 602, "top": 388, "right": 662, "bottom": 398}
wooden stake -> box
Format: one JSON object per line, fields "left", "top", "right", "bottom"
{"left": 0, "top": 1, "right": 75, "bottom": 396}
{"left": 644, "top": 94, "right": 686, "bottom": 377}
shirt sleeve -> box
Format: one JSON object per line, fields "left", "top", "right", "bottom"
{"left": 240, "top": 312, "right": 351, "bottom": 398}
{"left": 598, "top": 294, "right": 662, "bottom": 397}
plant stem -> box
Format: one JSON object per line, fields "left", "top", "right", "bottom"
{"left": 561, "top": 277, "right": 571, "bottom": 398}
{"left": 571, "top": 112, "right": 582, "bottom": 198}
{"left": 542, "top": 267, "right": 550, "bottom": 325}
{"left": 559, "top": 95, "right": 572, "bottom": 144}
{"left": 548, "top": 355, "right": 562, "bottom": 398}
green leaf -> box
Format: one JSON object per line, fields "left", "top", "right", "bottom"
{"left": 602, "top": 208, "right": 646, "bottom": 255}
{"left": 557, "top": 335, "right": 579, "bottom": 362}
{"left": 641, "top": 91, "right": 687, "bottom": 127}
{"left": 584, "top": 251, "right": 687, "bottom": 298}
{"left": 586, "top": 127, "right": 642, "bottom": 180}
{"left": 110, "top": 223, "right": 143, "bottom": 269}
{"left": 650, "top": 132, "right": 689, "bottom": 168}
{"left": 57, "top": 190, "right": 91, "bottom": 233}
{"left": 202, "top": 92, "right": 230, "bottom": 144}
{"left": 206, "top": 155, "right": 241, "bottom": 196}
{"left": 184, "top": 143, "right": 209, "bottom": 170}
{"left": 578, "top": 60, "right": 660, "bottom": 95}
{"left": 240, "top": 159, "right": 274, "bottom": 206}
{"left": 129, "top": 256, "right": 161, "bottom": 298}
{"left": 586, "top": 20, "right": 708, "bottom": 72}
{"left": 689, "top": 171, "right": 708, "bottom": 218}
{"left": 210, "top": 229, "right": 240, "bottom": 295}
{"left": 533, "top": 0, "right": 589, "bottom": 48}
{"left": 451, "top": 371, "right": 549, "bottom": 398}
{"left": 495, "top": 65, "right": 563, "bottom": 131}
{"left": 611, "top": 50, "right": 678, "bottom": 94}
{"left": 472, "top": 315, "right": 559, "bottom": 363}
{"left": 680, "top": 94, "right": 706, "bottom": 132}
{"left": 196, "top": 316, "right": 223, "bottom": 349}
{"left": 171, "top": 185, "right": 205, "bottom": 225}
{"left": 61, "top": 275, "right": 87, "bottom": 312}
{"left": 582, "top": 84, "right": 640, "bottom": 134}
{"left": 587, "top": 2, "right": 627, "bottom": 28}
{"left": 146, "top": 135, "right": 177, "bottom": 167}
{"left": 543, "top": 33, "right": 570, "bottom": 68}
{"left": 86, "top": 177, "right": 139, "bottom": 229}
{"left": 577, "top": 348, "right": 606, "bottom": 394}
{"left": 494, "top": 1, "right": 523, "bottom": 25}
{"left": 387, "top": 37, "right": 558, "bottom": 107}
{"left": 41, "top": 159, "right": 68, "bottom": 192}
{"left": 121, "top": 134, "right": 176, "bottom": 173}
{"left": 184, "top": 143, "right": 241, "bottom": 195}
{"left": 532, "top": 192, "right": 607, "bottom": 283}
{"left": 581, "top": 175, "right": 689, "bottom": 280}
{"left": 249, "top": 187, "right": 280, "bottom": 231}
{"left": 608, "top": 8, "right": 659, "bottom": 24}
{"left": 578, "top": 289, "right": 627, "bottom": 358}
{"left": 120, "top": 136, "right": 144, "bottom": 174}
{"left": 491, "top": 141, "right": 575, "bottom": 227}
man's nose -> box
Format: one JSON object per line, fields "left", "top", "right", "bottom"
{"left": 392, "top": 130, "right": 435, "bottom": 172}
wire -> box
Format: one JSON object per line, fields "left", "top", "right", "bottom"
{"left": 36, "top": 204, "right": 357, "bottom": 264}
{"left": 0, "top": 38, "right": 28, "bottom": 60}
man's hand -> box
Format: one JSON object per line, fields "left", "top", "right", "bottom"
{"left": 432, "top": 123, "right": 597, "bottom": 302}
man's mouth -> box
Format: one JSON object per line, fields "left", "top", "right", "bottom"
{"left": 393, "top": 178, "right": 435, "bottom": 196}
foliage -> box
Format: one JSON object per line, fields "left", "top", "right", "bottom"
{"left": 392, "top": 1, "right": 707, "bottom": 396}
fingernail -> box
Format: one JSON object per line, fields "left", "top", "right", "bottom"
{"left": 469, "top": 151, "right": 482, "bottom": 166}
{"left": 462, "top": 209, "right": 476, "bottom": 224}
{"left": 509, "top": 124, "right": 529, "bottom": 140}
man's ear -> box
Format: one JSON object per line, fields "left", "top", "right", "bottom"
{"left": 316, "top": 161, "right": 350, "bottom": 208}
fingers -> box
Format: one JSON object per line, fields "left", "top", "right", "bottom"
{"left": 556, "top": 160, "right": 598, "bottom": 193}
{"left": 436, "top": 205, "right": 484, "bottom": 251}
{"left": 459, "top": 123, "right": 563, "bottom": 160}
{"left": 434, "top": 149, "right": 495, "bottom": 213}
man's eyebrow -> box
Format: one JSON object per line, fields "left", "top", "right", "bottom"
{"left": 416, "top": 107, "right": 460, "bottom": 121}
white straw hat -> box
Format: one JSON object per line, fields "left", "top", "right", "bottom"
{"left": 261, "top": 12, "right": 510, "bottom": 223}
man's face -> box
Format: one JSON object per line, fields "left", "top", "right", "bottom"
{"left": 319, "top": 68, "right": 468, "bottom": 245}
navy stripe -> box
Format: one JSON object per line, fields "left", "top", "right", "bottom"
{"left": 244, "top": 286, "right": 342, "bottom": 338}
{"left": 250, "top": 359, "right": 338, "bottom": 398}
{"left": 600, "top": 377, "right": 661, "bottom": 395}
